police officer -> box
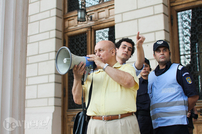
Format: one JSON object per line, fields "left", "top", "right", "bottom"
{"left": 148, "top": 40, "right": 199, "bottom": 134}
{"left": 136, "top": 58, "right": 153, "bottom": 134}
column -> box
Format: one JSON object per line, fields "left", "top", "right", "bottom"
{"left": 0, "top": 0, "right": 29, "bottom": 134}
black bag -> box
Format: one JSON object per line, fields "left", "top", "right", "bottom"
{"left": 73, "top": 111, "right": 88, "bottom": 134}
{"left": 73, "top": 80, "right": 93, "bottom": 134}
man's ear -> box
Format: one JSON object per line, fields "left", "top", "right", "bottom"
{"left": 112, "top": 48, "right": 116, "bottom": 56}
{"left": 153, "top": 53, "right": 155, "bottom": 59}
{"left": 116, "top": 48, "right": 118, "bottom": 52}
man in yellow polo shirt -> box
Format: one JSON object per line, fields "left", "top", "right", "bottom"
{"left": 72, "top": 40, "right": 140, "bottom": 134}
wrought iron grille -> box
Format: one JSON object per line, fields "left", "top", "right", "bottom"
{"left": 68, "top": 33, "right": 87, "bottom": 109}
{"left": 68, "top": 0, "right": 111, "bottom": 12}
{"left": 95, "top": 26, "right": 115, "bottom": 44}
{"left": 68, "top": 0, "right": 79, "bottom": 12}
{"left": 177, "top": 7, "right": 202, "bottom": 99}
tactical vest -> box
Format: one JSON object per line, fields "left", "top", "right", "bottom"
{"left": 148, "top": 63, "right": 188, "bottom": 129}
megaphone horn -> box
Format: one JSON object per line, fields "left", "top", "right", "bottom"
{"left": 55, "top": 46, "right": 95, "bottom": 75}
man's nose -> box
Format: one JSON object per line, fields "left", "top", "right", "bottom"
{"left": 160, "top": 50, "right": 164, "bottom": 54}
{"left": 96, "top": 52, "right": 99, "bottom": 56}
{"left": 124, "top": 48, "right": 128, "bottom": 52}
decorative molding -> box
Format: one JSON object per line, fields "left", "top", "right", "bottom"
{"left": 64, "top": 0, "right": 114, "bottom": 32}
{"left": 170, "top": 0, "right": 199, "bottom": 7}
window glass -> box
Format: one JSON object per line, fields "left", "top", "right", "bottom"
{"left": 177, "top": 7, "right": 202, "bottom": 99}
{"left": 68, "top": 0, "right": 111, "bottom": 12}
{"left": 95, "top": 26, "right": 115, "bottom": 44}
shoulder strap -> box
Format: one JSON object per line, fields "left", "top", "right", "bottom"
{"left": 82, "top": 79, "right": 93, "bottom": 111}
{"left": 86, "top": 79, "right": 93, "bottom": 109}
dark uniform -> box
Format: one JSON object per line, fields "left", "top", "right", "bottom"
{"left": 136, "top": 77, "right": 153, "bottom": 134}
{"left": 152, "top": 61, "right": 199, "bottom": 134}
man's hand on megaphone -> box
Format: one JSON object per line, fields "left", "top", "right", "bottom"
{"left": 73, "top": 62, "right": 86, "bottom": 80}
{"left": 87, "top": 54, "right": 105, "bottom": 69}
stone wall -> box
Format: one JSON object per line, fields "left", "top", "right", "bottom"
{"left": 25, "top": 0, "right": 63, "bottom": 133}
{"left": 115, "top": 0, "right": 170, "bottom": 69}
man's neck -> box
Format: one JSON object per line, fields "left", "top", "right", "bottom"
{"left": 116, "top": 57, "right": 126, "bottom": 65}
{"left": 159, "top": 63, "right": 167, "bottom": 69}
{"left": 141, "top": 76, "right": 148, "bottom": 80}
{"left": 108, "top": 59, "right": 118, "bottom": 67}
{"left": 158, "top": 60, "right": 171, "bottom": 69}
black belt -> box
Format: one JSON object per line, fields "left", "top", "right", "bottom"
{"left": 136, "top": 110, "right": 150, "bottom": 116}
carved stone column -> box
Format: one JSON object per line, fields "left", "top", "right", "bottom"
{"left": 0, "top": 0, "right": 28, "bottom": 134}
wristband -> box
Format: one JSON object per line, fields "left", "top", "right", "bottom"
{"left": 103, "top": 63, "right": 109, "bottom": 71}
{"left": 193, "top": 114, "right": 198, "bottom": 119}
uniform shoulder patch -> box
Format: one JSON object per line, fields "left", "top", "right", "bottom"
{"left": 185, "top": 77, "right": 192, "bottom": 84}
{"left": 178, "top": 65, "right": 183, "bottom": 70}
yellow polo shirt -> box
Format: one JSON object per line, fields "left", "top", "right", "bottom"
{"left": 83, "top": 62, "right": 139, "bottom": 116}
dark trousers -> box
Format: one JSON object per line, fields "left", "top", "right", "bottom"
{"left": 188, "top": 127, "right": 193, "bottom": 134}
{"left": 136, "top": 113, "right": 153, "bottom": 134}
{"left": 153, "top": 125, "right": 189, "bottom": 134}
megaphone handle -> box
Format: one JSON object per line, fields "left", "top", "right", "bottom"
{"left": 82, "top": 74, "right": 85, "bottom": 85}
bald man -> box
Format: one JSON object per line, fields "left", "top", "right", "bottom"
{"left": 72, "top": 40, "right": 140, "bottom": 134}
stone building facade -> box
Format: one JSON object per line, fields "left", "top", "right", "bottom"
{"left": 0, "top": 0, "right": 201, "bottom": 134}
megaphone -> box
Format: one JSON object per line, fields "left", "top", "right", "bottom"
{"left": 55, "top": 46, "right": 95, "bottom": 81}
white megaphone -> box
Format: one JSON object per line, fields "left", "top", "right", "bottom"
{"left": 55, "top": 46, "right": 95, "bottom": 82}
